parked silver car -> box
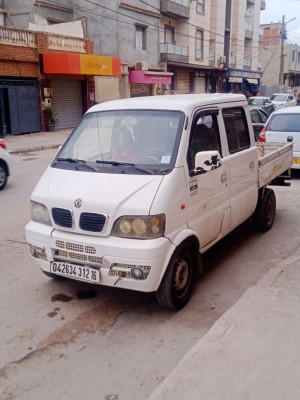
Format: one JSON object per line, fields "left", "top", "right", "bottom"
{"left": 270, "top": 93, "right": 297, "bottom": 110}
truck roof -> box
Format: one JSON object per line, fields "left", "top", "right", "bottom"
{"left": 87, "top": 93, "right": 247, "bottom": 115}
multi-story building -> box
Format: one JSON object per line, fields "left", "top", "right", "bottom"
{"left": 259, "top": 22, "right": 300, "bottom": 92}
{"left": 159, "top": 0, "right": 264, "bottom": 95}
{"left": 0, "top": 0, "right": 266, "bottom": 134}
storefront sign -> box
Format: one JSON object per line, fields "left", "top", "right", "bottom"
{"left": 129, "top": 70, "right": 172, "bottom": 84}
{"left": 43, "top": 52, "right": 121, "bottom": 76}
{"left": 229, "top": 77, "right": 243, "bottom": 83}
{"left": 229, "top": 68, "right": 261, "bottom": 79}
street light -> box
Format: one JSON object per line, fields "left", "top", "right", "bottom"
{"left": 280, "top": 16, "right": 296, "bottom": 86}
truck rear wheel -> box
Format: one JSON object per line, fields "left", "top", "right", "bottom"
{"left": 254, "top": 188, "right": 276, "bottom": 232}
{"left": 156, "top": 242, "right": 196, "bottom": 310}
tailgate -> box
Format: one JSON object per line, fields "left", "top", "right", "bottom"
{"left": 257, "top": 142, "right": 293, "bottom": 187}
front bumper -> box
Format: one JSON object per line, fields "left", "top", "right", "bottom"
{"left": 25, "top": 221, "right": 174, "bottom": 292}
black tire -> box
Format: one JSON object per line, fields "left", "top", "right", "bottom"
{"left": 156, "top": 242, "right": 197, "bottom": 310}
{"left": 254, "top": 188, "right": 276, "bottom": 232}
{"left": 0, "top": 161, "right": 8, "bottom": 191}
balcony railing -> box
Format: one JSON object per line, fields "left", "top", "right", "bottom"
{"left": 0, "top": 27, "right": 36, "bottom": 47}
{"left": 160, "top": 0, "right": 190, "bottom": 19}
{"left": 48, "top": 34, "right": 86, "bottom": 53}
{"left": 0, "top": 27, "right": 87, "bottom": 53}
{"left": 160, "top": 42, "right": 189, "bottom": 62}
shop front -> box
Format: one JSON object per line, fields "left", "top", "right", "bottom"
{"left": 42, "top": 52, "right": 121, "bottom": 129}
{"left": 224, "top": 68, "right": 262, "bottom": 95}
{"left": 129, "top": 70, "right": 173, "bottom": 97}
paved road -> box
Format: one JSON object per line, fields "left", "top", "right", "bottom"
{"left": 1, "top": 149, "right": 299, "bottom": 400}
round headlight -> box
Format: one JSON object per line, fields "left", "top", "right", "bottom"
{"left": 120, "top": 220, "right": 131, "bottom": 234}
{"left": 132, "top": 218, "right": 147, "bottom": 235}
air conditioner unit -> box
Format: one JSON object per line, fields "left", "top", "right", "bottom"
{"left": 246, "top": 8, "right": 254, "bottom": 17}
{"left": 218, "top": 55, "right": 226, "bottom": 64}
{"left": 135, "top": 61, "right": 149, "bottom": 71}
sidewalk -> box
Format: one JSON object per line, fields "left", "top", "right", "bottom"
{"left": 4, "top": 129, "right": 72, "bottom": 154}
{"left": 148, "top": 246, "right": 300, "bottom": 400}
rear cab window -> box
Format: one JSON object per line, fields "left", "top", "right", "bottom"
{"left": 222, "top": 107, "right": 250, "bottom": 153}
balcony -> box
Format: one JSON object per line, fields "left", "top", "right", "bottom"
{"left": 160, "top": 0, "right": 190, "bottom": 19}
{"left": 261, "top": 0, "right": 266, "bottom": 10}
{"left": 160, "top": 43, "right": 189, "bottom": 63}
{"left": 247, "top": 0, "right": 255, "bottom": 4}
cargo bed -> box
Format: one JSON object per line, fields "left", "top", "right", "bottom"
{"left": 256, "top": 142, "right": 293, "bottom": 187}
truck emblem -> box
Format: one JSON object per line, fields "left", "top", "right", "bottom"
{"left": 74, "top": 198, "right": 82, "bottom": 208}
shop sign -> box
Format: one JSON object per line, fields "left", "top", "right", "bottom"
{"left": 129, "top": 70, "right": 172, "bottom": 84}
{"left": 43, "top": 52, "right": 121, "bottom": 76}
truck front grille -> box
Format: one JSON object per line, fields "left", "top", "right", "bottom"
{"left": 79, "top": 212, "right": 106, "bottom": 232}
{"left": 52, "top": 208, "right": 106, "bottom": 232}
{"left": 52, "top": 208, "right": 73, "bottom": 228}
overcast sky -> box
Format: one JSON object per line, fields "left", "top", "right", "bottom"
{"left": 260, "top": 0, "right": 300, "bottom": 43}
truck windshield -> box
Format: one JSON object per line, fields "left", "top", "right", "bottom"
{"left": 54, "top": 109, "right": 184, "bottom": 174}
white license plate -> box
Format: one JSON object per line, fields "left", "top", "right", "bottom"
{"left": 50, "top": 262, "right": 100, "bottom": 283}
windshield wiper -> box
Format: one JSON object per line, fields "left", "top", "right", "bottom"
{"left": 96, "top": 160, "right": 135, "bottom": 166}
{"left": 56, "top": 157, "right": 99, "bottom": 172}
{"left": 96, "top": 159, "right": 155, "bottom": 175}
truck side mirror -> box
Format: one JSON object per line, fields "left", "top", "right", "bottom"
{"left": 192, "top": 150, "right": 222, "bottom": 175}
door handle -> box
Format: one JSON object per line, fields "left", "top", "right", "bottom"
{"left": 221, "top": 172, "right": 228, "bottom": 183}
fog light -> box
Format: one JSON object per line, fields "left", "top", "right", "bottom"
{"left": 29, "top": 244, "right": 47, "bottom": 260}
{"left": 131, "top": 268, "right": 144, "bottom": 280}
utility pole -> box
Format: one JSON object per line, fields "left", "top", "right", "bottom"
{"left": 279, "top": 15, "right": 286, "bottom": 86}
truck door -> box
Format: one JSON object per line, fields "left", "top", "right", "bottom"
{"left": 186, "top": 109, "right": 230, "bottom": 249}
{"left": 222, "top": 106, "right": 258, "bottom": 229}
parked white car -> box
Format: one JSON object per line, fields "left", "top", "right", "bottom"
{"left": 270, "top": 93, "right": 297, "bottom": 110}
{"left": 259, "top": 106, "right": 300, "bottom": 169}
{"left": 0, "top": 140, "right": 12, "bottom": 190}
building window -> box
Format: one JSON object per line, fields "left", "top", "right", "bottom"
{"left": 292, "top": 50, "right": 295, "bottom": 62}
{"left": 196, "top": 0, "right": 205, "bottom": 14}
{"left": 165, "top": 25, "right": 175, "bottom": 44}
{"left": 195, "top": 30, "right": 203, "bottom": 60}
{"left": 135, "top": 25, "right": 147, "bottom": 50}
{"left": 298, "top": 52, "right": 300, "bottom": 64}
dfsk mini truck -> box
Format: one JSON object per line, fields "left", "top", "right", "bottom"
{"left": 25, "top": 94, "right": 293, "bottom": 309}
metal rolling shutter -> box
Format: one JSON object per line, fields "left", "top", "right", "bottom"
{"left": 50, "top": 80, "right": 83, "bottom": 129}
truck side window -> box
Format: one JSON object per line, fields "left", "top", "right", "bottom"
{"left": 222, "top": 107, "right": 250, "bottom": 153}
{"left": 187, "top": 114, "right": 221, "bottom": 171}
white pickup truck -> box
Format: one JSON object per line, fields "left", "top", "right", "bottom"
{"left": 25, "top": 93, "right": 293, "bottom": 310}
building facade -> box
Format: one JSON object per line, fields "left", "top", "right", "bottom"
{"left": 0, "top": 0, "right": 266, "bottom": 134}
{"left": 259, "top": 22, "right": 300, "bottom": 94}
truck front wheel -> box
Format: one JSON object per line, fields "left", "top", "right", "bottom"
{"left": 156, "top": 242, "right": 197, "bottom": 310}
{"left": 254, "top": 188, "right": 276, "bottom": 232}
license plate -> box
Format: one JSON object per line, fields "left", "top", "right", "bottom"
{"left": 293, "top": 158, "right": 300, "bottom": 164}
{"left": 50, "top": 262, "right": 100, "bottom": 283}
